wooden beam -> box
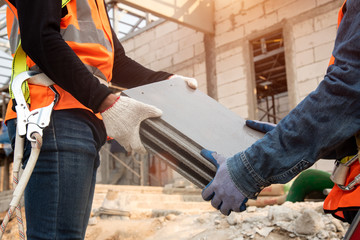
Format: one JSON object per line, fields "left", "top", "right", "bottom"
{"left": 115, "top": 0, "right": 214, "bottom": 33}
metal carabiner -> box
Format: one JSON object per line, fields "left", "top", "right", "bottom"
{"left": 337, "top": 173, "right": 360, "bottom": 191}
{"left": 11, "top": 71, "right": 59, "bottom": 141}
{"left": 331, "top": 154, "right": 360, "bottom": 191}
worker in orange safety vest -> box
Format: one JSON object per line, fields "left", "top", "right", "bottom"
{"left": 3, "top": 0, "right": 198, "bottom": 238}
{"left": 321, "top": 0, "right": 360, "bottom": 224}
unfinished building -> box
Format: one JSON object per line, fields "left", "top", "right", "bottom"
{"left": 0, "top": 0, "right": 342, "bottom": 189}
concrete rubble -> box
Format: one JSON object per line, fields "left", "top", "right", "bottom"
{"left": 83, "top": 185, "right": 349, "bottom": 240}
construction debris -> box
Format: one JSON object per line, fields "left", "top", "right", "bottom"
{"left": 85, "top": 184, "right": 349, "bottom": 240}
{"left": 0, "top": 184, "right": 349, "bottom": 239}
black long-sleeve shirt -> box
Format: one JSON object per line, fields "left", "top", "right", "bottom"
{"left": 8, "top": 0, "right": 172, "bottom": 113}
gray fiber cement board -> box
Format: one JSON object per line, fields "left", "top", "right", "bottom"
{"left": 122, "top": 77, "right": 264, "bottom": 187}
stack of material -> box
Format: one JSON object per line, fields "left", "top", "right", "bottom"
{"left": 122, "top": 78, "right": 264, "bottom": 188}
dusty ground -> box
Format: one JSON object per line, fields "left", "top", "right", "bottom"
{"left": 83, "top": 203, "right": 349, "bottom": 240}
{"left": 1, "top": 204, "right": 348, "bottom": 240}
{"left": 0, "top": 185, "right": 350, "bottom": 240}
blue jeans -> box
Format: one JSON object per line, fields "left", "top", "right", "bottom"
{"left": 7, "top": 109, "right": 107, "bottom": 239}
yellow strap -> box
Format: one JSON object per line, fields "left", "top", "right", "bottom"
{"left": 62, "top": 0, "right": 71, "bottom": 7}
{"left": 8, "top": 0, "right": 71, "bottom": 104}
{"left": 9, "top": 41, "right": 30, "bottom": 103}
{"left": 340, "top": 155, "right": 356, "bottom": 164}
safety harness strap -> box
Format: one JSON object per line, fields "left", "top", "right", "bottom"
{"left": 8, "top": 0, "right": 70, "bottom": 104}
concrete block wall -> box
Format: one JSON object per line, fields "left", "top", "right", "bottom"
{"left": 292, "top": 8, "right": 338, "bottom": 101}
{"left": 214, "top": 0, "right": 340, "bottom": 117}
{"left": 121, "top": 0, "right": 341, "bottom": 121}
{"left": 121, "top": 21, "right": 207, "bottom": 93}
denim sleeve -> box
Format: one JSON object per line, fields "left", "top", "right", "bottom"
{"left": 227, "top": 0, "right": 360, "bottom": 199}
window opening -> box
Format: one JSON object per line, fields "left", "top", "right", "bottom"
{"left": 251, "top": 30, "right": 289, "bottom": 124}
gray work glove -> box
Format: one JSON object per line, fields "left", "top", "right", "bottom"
{"left": 201, "top": 149, "right": 248, "bottom": 215}
{"left": 101, "top": 96, "right": 162, "bottom": 154}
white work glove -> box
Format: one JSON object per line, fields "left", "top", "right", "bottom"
{"left": 169, "top": 75, "right": 198, "bottom": 89}
{"left": 101, "top": 96, "right": 162, "bottom": 154}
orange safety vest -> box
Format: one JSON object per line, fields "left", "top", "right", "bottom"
{"left": 4, "top": 0, "right": 114, "bottom": 122}
{"left": 323, "top": 0, "right": 360, "bottom": 222}
{"left": 323, "top": 0, "right": 360, "bottom": 219}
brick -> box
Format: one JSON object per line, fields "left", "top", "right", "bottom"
{"left": 174, "top": 67, "right": 194, "bottom": 78}
{"left": 231, "top": 105, "right": 249, "bottom": 119}
{"left": 214, "top": 0, "right": 233, "bottom": 11}
{"left": 217, "top": 54, "right": 244, "bottom": 72}
{"left": 194, "top": 73, "right": 206, "bottom": 87}
{"left": 244, "top": 12, "right": 278, "bottom": 35}
{"left": 173, "top": 46, "right": 194, "bottom": 64}
{"left": 295, "top": 49, "right": 314, "bottom": 68}
{"left": 179, "top": 32, "right": 203, "bottom": 50}
{"left": 316, "top": 0, "right": 335, "bottom": 7}
{"left": 216, "top": 19, "right": 233, "bottom": 35}
{"left": 215, "top": 5, "right": 235, "bottom": 24}
{"left": 122, "top": 39, "right": 135, "bottom": 52}
{"left": 155, "top": 41, "right": 178, "bottom": 59}
{"left": 219, "top": 92, "right": 248, "bottom": 109}
{"left": 150, "top": 32, "right": 173, "bottom": 50}
{"left": 142, "top": 53, "right": 157, "bottom": 67}
{"left": 218, "top": 80, "right": 247, "bottom": 97}
{"left": 217, "top": 67, "right": 245, "bottom": 85}
{"left": 298, "top": 79, "right": 319, "bottom": 98}
{"left": 198, "top": 82, "right": 207, "bottom": 94}
{"left": 172, "top": 26, "right": 197, "bottom": 41}
{"left": 296, "top": 59, "right": 328, "bottom": 82}
{"left": 134, "top": 45, "right": 156, "bottom": 66}
{"left": 194, "top": 42, "right": 205, "bottom": 56}
{"left": 294, "top": 26, "right": 337, "bottom": 52}
{"left": 314, "top": 41, "right": 334, "bottom": 62}
{"left": 234, "top": 4, "right": 265, "bottom": 26}
{"left": 150, "top": 55, "right": 171, "bottom": 71}
{"left": 264, "top": 0, "right": 296, "bottom": 14}
{"left": 215, "top": 26, "right": 245, "bottom": 48}
{"left": 194, "top": 62, "right": 206, "bottom": 76}
{"left": 243, "top": 0, "right": 264, "bottom": 10}
{"left": 215, "top": 1, "right": 243, "bottom": 23}
{"left": 314, "top": 9, "right": 338, "bottom": 31}
{"left": 216, "top": 46, "right": 243, "bottom": 61}
{"left": 292, "top": 19, "right": 314, "bottom": 39}
{"left": 134, "top": 30, "right": 155, "bottom": 49}
{"left": 134, "top": 44, "right": 150, "bottom": 59}
{"left": 155, "top": 21, "right": 178, "bottom": 38}
{"left": 278, "top": 0, "right": 316, "bottom": 21}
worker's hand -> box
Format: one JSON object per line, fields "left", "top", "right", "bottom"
{"left": 169, "top": 74, "right": 198, "bottom": 89}
{"left": 246, "top": 120, "right": 276, "bottom": 133}
{"left": 201, "top": 149, "right": 248, "bottom": 215}
{"left": 101, "top": 96, "right": 162, "bottom": 154}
